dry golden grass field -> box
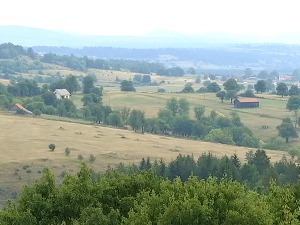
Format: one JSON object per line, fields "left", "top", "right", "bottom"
{"left": 0, "top": 113, "right": 288, "bottom": 207}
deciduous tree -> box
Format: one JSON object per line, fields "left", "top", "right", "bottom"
{"left": 276, "top": 82, "right": 288, "bottom": 97}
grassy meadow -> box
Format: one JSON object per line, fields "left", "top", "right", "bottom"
{"left": 0, "top": 113, "right": 288, "bottom": 206}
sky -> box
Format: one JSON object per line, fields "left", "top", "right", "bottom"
{"left": 1, "top": 0, "right": 300, "bottom": 41}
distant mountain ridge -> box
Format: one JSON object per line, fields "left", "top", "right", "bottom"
{"left": 3, "top": 26, "right": 300, "bottom": 73}
{"left": 0, "top": 25, "right": 260, "bottom": 48}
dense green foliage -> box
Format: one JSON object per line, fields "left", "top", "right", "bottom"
{"left": 1, "top": 153, "right": 300, "bottom": 225}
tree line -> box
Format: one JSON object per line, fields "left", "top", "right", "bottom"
{"left": 1, "top": 152, "right": 300, "bottom": 224}
{"left": 0, "top": 43, "right": 186, "bottom": 76}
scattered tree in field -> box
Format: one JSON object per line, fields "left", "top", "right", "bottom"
{"left": 65, "top": 147, "right": 71, "bottom": 156}
{"left": 277, "top": 118, "right": 298, "bottom": 143}
{"left": 216, "top": 90, "right": 226, "bottom": 103}
{"left": 254, "top": 80, "right": 267, "bottom": 93}
{"left": 181, "top": 83, "right": 194, "bottom": 93}
{"left": 276, "top": 82, "right": 288, "bottom": 97}
{"left": 120, "top": 80, "right": 135, "bottom": 92}
{"left": 223, "top": 78, "right": 240, "bottom": 92}
{"left": 207, "top": 82, "right": 221, "bottom": 93}
{"left": 48, "top": 143, "right": 55, "bottom": 151}
{"left": 196, "top": 87, "right": 208, "bottom": 93}
{"left": 225, "top": 90, "right": 237, "bottom": 104}
{"left": 286, "top": 95, "right": 300, "bottom": 127}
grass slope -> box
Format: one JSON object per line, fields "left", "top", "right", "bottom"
{"left": 0, "top": 113, "right": 287, "bottom": 207}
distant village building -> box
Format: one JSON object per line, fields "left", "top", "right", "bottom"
{"left": 54, "top": 89, "right": 70, "bottom": 100}
{"left": 233, "top": 98, "right": 259, "bottom": 108}
{"left": 279, "top": 75, "right": 292, "bottom": 81}
{"left": 8, "top": 103, "right": 33, "bottom": 115}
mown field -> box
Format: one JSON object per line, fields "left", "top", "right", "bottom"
{"left": 0, "top": 113, "right": 288, "bottom": 207}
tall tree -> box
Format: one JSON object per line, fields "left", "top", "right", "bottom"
{"left": 223, "top": 78, "right": 240, "bottom": 92}
{"left": 64, "top": 75, "right": 80, "bottom": 94}
{"left": 82, "top": 75, "right": 95, "bottom": 94}
{"left": 128, "top": 110, "right": 145, "bottom": 133}
{"left": 225, "top": 90, "right": 237, "bottom": 104}
{"left": 254, "top": 80, "right": 267, "bottom": 93}
{"left": 286, "top": 95, "right": 300, "bottom": 127}
{"left": 216, "top": 90, "right": 226, "bottom": 103}
{"left": 251, "top": 149, "right": 270, "bottom": 174}
{"left": 181, "top": 83, "right": 194, "bottom": 93}
{"left": 120, "top": 80, "right": 135, "bottom": 92}
{"left": 207, "top": 82, "right": 221, "bottom": 93}
{"left": 276, "top": 82, "right": 288, "bottom": 97}
{"left": 277, "top": 118, "right": 298, "bottom": 143}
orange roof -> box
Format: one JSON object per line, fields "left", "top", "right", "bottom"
{"left": 236, "top": 98, "right": 259, "bottom": 103}
{"left": 13, "top": 103, "right": 33, "bottom": 115}
{"left": 15, "top": 103, "right": 26, "bottom": 110}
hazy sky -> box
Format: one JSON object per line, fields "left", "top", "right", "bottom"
{"left": 1, "top": 0, "right": 299, "bottom": 38}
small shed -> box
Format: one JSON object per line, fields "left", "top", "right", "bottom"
{"left": 8, "top": 103, "right": 33, "bottom": 115}
{"left": 54, "top": 89, "right": 70, "bottom": 100}
{"left": 233, "top": 98, "right": 259, "bottom": 108}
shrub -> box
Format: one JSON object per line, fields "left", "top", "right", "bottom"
{"left": 158, "top": 88, "right": 166, "bottom": 93}
{"left": 89, "top": 154, "right": 96, "bottom": 163}
{"left": 33, "top": 109, "right": 42, "bottom": 116}
{"left": 65, "top": 147, "right": 71, "bottom": 156}
{"left": 78, "top": 154, "right": 83, "bottom": 160}
{"left": 48, "top": 143, "right": 55, "bottom": 151}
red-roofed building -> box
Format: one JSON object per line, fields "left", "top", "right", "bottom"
{"left": 8, "top": 103, "right": 33, "bottom": 115}
{"left": 233, "top": 98, "right": 259, "bottom": 108}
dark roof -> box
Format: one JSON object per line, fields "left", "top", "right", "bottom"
{"left": 235, "top": 98, "right": 259, "bottom": 103}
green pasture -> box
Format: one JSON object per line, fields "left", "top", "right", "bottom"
{"left": 100, "top": 90, "right": 295, "bottom": 142}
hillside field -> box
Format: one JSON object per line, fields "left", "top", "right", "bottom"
{"left": 0, "top": 113, "right": 288, "bottom": 207}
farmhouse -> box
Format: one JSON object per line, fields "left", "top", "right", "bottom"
{"left": 54, "top": 89, "right": 70, "bottom": 100}
{"left": 8, "top": 103, "right": 33, "bottom": 115}
{"left": 233, "top": 98, "right": 259, "bottom": 108}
